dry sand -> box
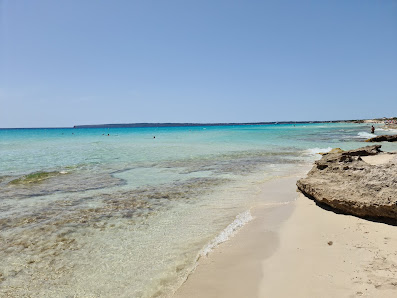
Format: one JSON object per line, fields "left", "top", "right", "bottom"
{"left": 174, "top": 157, "right": 397, "bottom": 298}
{"left": 362, "top": 152, "right": 396, "bottom": 165}
{"left": 260, "top": 194, "right": 397, "bottom": 298}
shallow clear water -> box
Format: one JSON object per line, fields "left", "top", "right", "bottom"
{"left": 1, "top": 122, "right": 396, "bottom": 297}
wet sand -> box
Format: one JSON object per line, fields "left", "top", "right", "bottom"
{"left": 174, "top": 157, "right": 397, "bottom": 297}
{"left": 174, "top": 175, "right": 301, "bottom": 298}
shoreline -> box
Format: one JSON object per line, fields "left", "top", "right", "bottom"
{"left": 174, "top": 154, "right": 397, "bottom": 297}
{"left": 174, "top": 174, "right": 303, "bottom": 298}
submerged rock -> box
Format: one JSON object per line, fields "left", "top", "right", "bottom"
{"left": 297, "top": 145, "right": 397, "bottom": 221}
{"left": 8, "top": 171, "right": 61, "bottom": 185}
{"left": 366, "top": 135, "right": 397, "bottom": 142}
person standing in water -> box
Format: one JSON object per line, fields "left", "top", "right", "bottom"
{"left": 371, "top": 125, "right": 375, "bottom": 134}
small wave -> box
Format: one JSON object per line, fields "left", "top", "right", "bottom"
{"left": 305, "top": 147, "right": 333, "bottom": 155}
{"left": 377, "top": 128, "right": 397, "bottom": 133}
{"left": 199, "top": 210, "right": 253, "bottom": 257}
{"left": 356, "top": 132, "right": 374, "bottom": 139}
{"left": 175, "top": 210, "right": 253, "bottom": 295}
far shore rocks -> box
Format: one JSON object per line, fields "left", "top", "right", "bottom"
{"left": 366, "top": 135, "right": 397, "bottom": 142}
{"left": 297, "top": 145, "right": 397, "bottom": 221}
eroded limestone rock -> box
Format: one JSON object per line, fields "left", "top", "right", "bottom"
{"left": 297, "top": 145, "right": 397, "bottom": 221}
{"left": 366, "top": 135, "right": 397, "bottom": 142}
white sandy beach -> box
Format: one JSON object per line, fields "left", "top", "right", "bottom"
{"left": 175, "top": 156, "right": 397, "bottom": 298}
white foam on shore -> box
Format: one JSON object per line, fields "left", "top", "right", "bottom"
{"left": 377, "top": 128, "right": 397, "bottom": 133}
{"left": 199, "top": 210, "right": 253, "bottom": 257}
{"left": 305, "top": 147, "right": 332, "bottom": 155}
{"left": 178, "top": 210, "right": 254, "bottom": 291}
{"left": 356, "top": 132, "right": 374, "bottom": 139}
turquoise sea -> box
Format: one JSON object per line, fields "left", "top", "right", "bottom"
{"left": 1, "top": 122, "right": 396, "bottom": 297}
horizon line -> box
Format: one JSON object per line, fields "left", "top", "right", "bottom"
{"left": 0, "top": 118, "right": 376, "bottom": 130}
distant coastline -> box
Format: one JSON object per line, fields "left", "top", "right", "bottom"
{"left": 3, "top": 118, "right": 396, "bottom": 129}
{"left": 73, "top": 120, "right": 344, "bottom": 129}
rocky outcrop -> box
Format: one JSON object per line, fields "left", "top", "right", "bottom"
{"left": 297, "top": 145, "right": 397, "bottom": 221}
{"left": 366, "top": 135, "right": 397, "bottom": 142}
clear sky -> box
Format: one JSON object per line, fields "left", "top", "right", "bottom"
{"left": 1, "top": 0, "right": 396, "bottom": 128}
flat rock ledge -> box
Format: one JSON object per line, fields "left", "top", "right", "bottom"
{"left": 366, "top": 135, "right": 397, "bottom": 142}
{"left": 297, "top": 145, "right": 397, "bottom": 221}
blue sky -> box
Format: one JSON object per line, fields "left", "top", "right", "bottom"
{"left": 1, "top": 0, "right": 396, "bottom": 128}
